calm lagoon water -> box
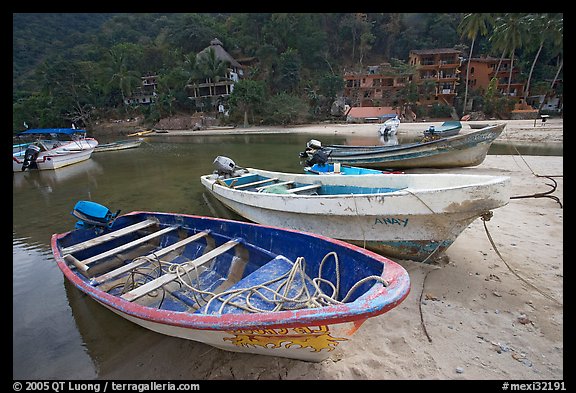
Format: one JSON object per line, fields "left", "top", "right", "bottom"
{"left": 12, "top": 132, "right": 562, "bottom": 379}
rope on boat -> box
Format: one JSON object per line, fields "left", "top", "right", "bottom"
{"left": 480, "top": 212, "right": 562, "bottom": 307}
{"left": 112, "top": 251, "right": 389, "bottom": 314}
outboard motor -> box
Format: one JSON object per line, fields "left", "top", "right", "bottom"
{"left": 299, "top": 139, "right": 323, "bottom": 158}
{"left": 72, "top": 201, "right": 120, "bottom": 230}
{"left": 213, "top": 156, "right": 246, "bottom": 178}
{"left": 21, "top": 144, "right": 41, "bottom": 171}
{"left": 306, "top": 139, "right": 322, "bottom": 150}
{"left": 213, "top": 156, "right": 237, "bottom": 176}
{"left": 305, "top": 148, "right": 331, "bottom": 166}
{"left": 379, "top": 125, "right": 392, "bottom": 136}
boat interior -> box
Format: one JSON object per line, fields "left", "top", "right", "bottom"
{"left": 217, "top": 173, "right": 401, "bottom": 195}
{"left": 57, "top": 212, "right": 386, "bottom": 315}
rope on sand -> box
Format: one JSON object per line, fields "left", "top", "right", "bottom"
{"left": 480, "top": 212, "right": 562, "bottom": 307}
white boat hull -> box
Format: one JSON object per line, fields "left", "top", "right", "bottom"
{"left": 100, "top": 301, "right": 363, "bottom": 361}
{"left": 201, "top": 170, "right": 511, "bottom": 261}
{"left": 12, "top": 138, "right": 98, "bottom": 172}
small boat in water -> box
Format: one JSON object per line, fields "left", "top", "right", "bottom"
{"left": 12, "top": 128, "right": 98, "bottom": 172}
{"left": 422, "top": 121, "right": 462, "bottom": 138}
{"left": 377, "top": 116, "right": 400, "bottom": 136}
{"left": 300, "top": 123, "right": 505, "bottom": 169}
{"left": 201, "top": 156, "right": 511, "bottom": 261}
{"left": 51, "top": 201, "right": 410, "bottom": 362}
{"left": 94, "top": 138, "right": 144, "bottom": 152}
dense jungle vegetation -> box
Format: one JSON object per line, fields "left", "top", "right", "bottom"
{"left": 12, "top": 13, "right": 563, "bottom": 131}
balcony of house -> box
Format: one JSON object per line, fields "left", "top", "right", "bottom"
{"left": 497, "top": 83, "right": 525, "bottom": 98}
{"left": 187, "top": 80, "right": 235, "bottom": 98}
{"left": 124, "top": 91, "right": 157, "bottom": 105}
{"left": 419, "top": 70, "right": 459, "bottom": 81}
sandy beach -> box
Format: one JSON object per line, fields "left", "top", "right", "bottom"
{"left": 98, "top": 118, "right": 563, "bottom": 380}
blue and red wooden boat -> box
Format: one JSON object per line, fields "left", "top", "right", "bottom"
{"left": 51, "top": 201, "right": 410, "bottom": 362}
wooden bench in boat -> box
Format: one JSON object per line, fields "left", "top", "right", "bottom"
{"left": 61, "top": 218, "right": 159, "bottom": 255}
{"left": 91, "top": 230, "right": 211, "bottom": 285}
{"left": 64, "top": 224, "right": 178, "bottom": 273}
{"left": 233, "top": 177, "right": 278, "bottom": 189}
{"left": 255, "top": 180, "right": 294, "bottom": 191}
{"left": 121, "top": 239, "right": 240, "bottom": 302}
{"left": 286, "top": 184, "right": 321, "bottom": 194}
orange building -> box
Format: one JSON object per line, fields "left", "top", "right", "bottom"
{"left": 408, "top": 48, "right": 462, "bottom": 106}
{"left": 343, "top": 63, "right": 411, "bottom": 107}
{"left": 462, "top": 55, "right": 525, "bottom": 100}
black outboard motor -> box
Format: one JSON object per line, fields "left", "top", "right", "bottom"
{"left": 305, "top": 148, "right": 331, "bottom": 167}
{"left": 21, "top": 144, "right": 41, "bottom": 171}
{"left": 72, "top": 201, "right": 120, "bottom": 230}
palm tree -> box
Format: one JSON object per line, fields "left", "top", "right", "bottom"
{"left": 196, "top": 47, "right": 230, "bottom": 104}
{"left": 458, "top": 13, "right": 494, "bottom": 115}
{"left": 524, "top": 13, "right": 563, "bottom": 102}
{"left": 105, "top": 47, "right": 141, "bottom": 113}
{"left": 491, "top": 14, "right": 529, "bottom": 97}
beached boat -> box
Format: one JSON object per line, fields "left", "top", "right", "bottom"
{"left": 94, "top": 138, "right": 143, "bottom": 152}
{"left": 12, "top": 128, "right": 98, "bottom": 172}
{"left": 300, "top": 123, "right": 505, "bottom": 169}
{"left": 127, "top": 129, "right": 155, "bottom": 137}
{"left": 422, "top": 121, "right": 462, "bottom": 138}
{"left": 51, "top": 201, "right": 410, "bottom": 362}
{"left": 377, "top": 116, "right": 400, "bottom": 136}
{"left": 201, "top": 157, "right": 511, "bottom": 261}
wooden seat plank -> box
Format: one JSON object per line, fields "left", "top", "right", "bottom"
{"left": 80, "top": 225, "right": 178, "bottom": 266}
{"left": 62, "top": 219, "right": 158, "bottom": 255}
{"left": 233, "top": 178, "right": 278, "bottom": 189}
{"left": 121, "top": 239, "right": 239, "bottom": 302}
{"left": 286, "top": 184, "right": 321, "bottom": 194}
{"left": 256, "top": 180, "right": 294, "bottom": 191}
{"left": 91, "top": 230, "right": 211, "bottom": 285}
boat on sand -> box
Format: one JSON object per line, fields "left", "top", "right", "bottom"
{"left": 51, "top": 200, "right": 410, "bottom": 362}
{"left": 201, "top": 156, "right": 511, "bottom": 261}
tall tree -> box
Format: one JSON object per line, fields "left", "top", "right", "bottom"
{"left": 523, "top": 13, "right": 563, "bottom": 101}
{"left": 228, "top": 79, "right": 266, "bottom": 127}
{"left": 458, "top": 13, "right": 494, "bottom": 114}
{"left": 195, "top": 47, "right": 230, "bottom": 100}
{"left": 104, "top": 45, "right": 142, "bottom": 113}
{"left": 491, "top": 14, "right": 529, "bottom": 96}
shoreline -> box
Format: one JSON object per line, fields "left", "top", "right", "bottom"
{"left": 138, "top": 118, "right": 564, "bottom": 145}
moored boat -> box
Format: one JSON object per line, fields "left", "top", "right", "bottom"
{"left": 422, "top": 121, "right": 462, "bottom": 138}
{"left": 94, "top": 138, "right": 144, "bottom": 152}
{"left": 300, "top": 123, "right": 505, "bottom": 169}
{"left": 51, "top": 201, "right": 410, "bottom": 362}
{"left": 377, "top": 116, "right": 400, "bottom": 136}
{"left": 12, "top": 128, "right": 98, "bottom": 172}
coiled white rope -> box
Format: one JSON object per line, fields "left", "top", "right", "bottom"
{"left": 117, "top": 251, "right": 389, "bottom": 314}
